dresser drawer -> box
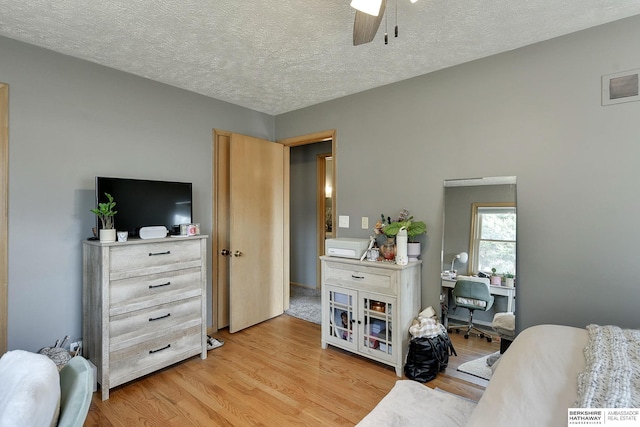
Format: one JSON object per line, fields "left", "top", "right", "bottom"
{"left": 110, "top": 240, "right": 201, "bottom": 275}
{"left": 109, "top": 325, "right": 202, "bottom": 389}
{"left": 323, "top": 261, "right": 397, "bottom": 293}
{"left": 109, "top": 267, "right": 202, "bottom": 315}
{"left": 109, "top": 297, "right": 202, "bottom": 351}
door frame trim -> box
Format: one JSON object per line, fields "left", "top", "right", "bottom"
{"left": 1, "top": 83, "right": 8, "bottom": 354}
{"left": 212, "top": 129, "right": 231, "bottom": 333}
{"left": 316, "top": 153, "right": 333, "bottom": 288}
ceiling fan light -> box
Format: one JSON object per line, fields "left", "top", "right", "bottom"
{"left": 350, "top": 0, "right": 383, "bottom": 16}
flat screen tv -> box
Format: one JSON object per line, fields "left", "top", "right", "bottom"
{"left": 95, "top": 176, "right": 193, "bottom": 237}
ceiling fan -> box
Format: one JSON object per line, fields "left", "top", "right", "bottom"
{"left": 351, "top": 0, "right": 417, "bottom": 46}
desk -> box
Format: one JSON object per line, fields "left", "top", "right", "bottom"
{"left": 441, "top": 277, "right": 516, "bottom": 327}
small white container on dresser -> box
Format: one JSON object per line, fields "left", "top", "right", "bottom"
{"left": 320, "top": 255, "right": 422, "bottom": 376}
{"left": 82, "top": 235, "right": 208, "bottom": 400}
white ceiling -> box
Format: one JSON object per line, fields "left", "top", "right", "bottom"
{"left": 1, "top": 1, "right": 640, "bottom": 116}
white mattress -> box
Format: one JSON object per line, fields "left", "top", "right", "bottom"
{"left": 466, "top": 324, "right": 588, "bottom": 427}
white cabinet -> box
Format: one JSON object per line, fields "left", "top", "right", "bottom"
{"left": 83, "top": 236, "right": 208, "bottom": 400}
{"left": 320, "top": 256, "right": 421, "bottom": 376}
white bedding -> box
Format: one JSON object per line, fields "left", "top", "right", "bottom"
{"left": 0, "top": 350, "right": 61, "bottom": 427}
{"left": 356, "top": 380, "right": 477, "bottom": 427}
{"left": 466, "top": 324, "right": 588, "bottom": 427}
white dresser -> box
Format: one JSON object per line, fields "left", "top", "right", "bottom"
{"left": 320, "top": 256, "right": 421, "bottom": 376}
{"left": 82, "top": 235, "right": 207, "bottom": 400}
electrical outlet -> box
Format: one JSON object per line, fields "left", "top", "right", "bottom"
{"left": 69, "top": 340, "right": 81, "bottom": 353}
{"left": 361, "top": 216, "right": 368, "bottom": 229}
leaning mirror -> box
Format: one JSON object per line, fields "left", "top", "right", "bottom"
{"left": 441, "top": 176, "right": 517, "bottom": 332}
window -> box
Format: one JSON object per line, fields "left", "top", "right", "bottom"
{"left": 470, "top": 203, "right": 516, "bottom": 275}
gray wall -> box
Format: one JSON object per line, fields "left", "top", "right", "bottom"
{"left": 1, "top": 36, "right": 275, "bottom": 351}
{"left": 276, "top": 15, "right": 640, "bottom": 332}
{"left": 290, "top": 141, "right": 332, "bottom": 288}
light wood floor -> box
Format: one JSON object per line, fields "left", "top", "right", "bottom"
{"left": 86, "top": 315, "right": 499, "bottom": 426}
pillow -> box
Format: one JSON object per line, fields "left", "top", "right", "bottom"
{"left": 455, "top": 296, "right": 487, "bottom": 308}
{"left": 0, "top": 350, "right": 61, "bottom": 427}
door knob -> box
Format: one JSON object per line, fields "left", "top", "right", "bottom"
{"left": 220, "top": 249, "right": 231, "bottom": 256}
{"left": 233, "top": 250, "right": 242, "bottom": 257}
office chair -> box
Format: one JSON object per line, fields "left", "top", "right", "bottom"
{"left": 449, "top": 278, "right": 494, "bottom": 342}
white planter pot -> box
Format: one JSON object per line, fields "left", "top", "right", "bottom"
{"left": 505, "top": 277, "right": 515, "bottom": 288}
{"left": 99, "top": 229, "right": 116, "bottom": 243}
{"left": 407, "top": 242, "right": 421, "bottom": 261}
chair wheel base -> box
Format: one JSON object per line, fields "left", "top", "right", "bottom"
{"left": 464, "top": 334, "right": 469, "bottom": 339}
{"left": 486, "top": 337, "right": 492, "bottom": 343}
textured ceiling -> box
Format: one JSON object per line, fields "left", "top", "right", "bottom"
{"left": 1, "top": 1, "right": 640, "bottom": 115}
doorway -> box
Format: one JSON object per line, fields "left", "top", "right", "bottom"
{"left": 212, "top": 129, "right": 336, "bottom": 332}
{"left": 289, "top": 144, "right": 333, "bottom": 291}
{"left": 281, "top": 132, "right": 334, "bottom": 325}
{"left": 283, "top": 148, "right": 333, "bottom": 325}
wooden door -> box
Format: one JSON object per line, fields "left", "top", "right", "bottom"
{"left": 215, "top": 132, "right": 287, "bottom": 333}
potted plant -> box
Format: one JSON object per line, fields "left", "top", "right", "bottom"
{"left": 490, "top": 267, "right": 502, "bottom": 286}
{"left": 503, "top": 272, "right": 515, "bottom": 288}
{"left": 90, "top": 192, "right": 117, "bottom": 242}
{"left": 375, "top": 210, "right": 427, "bottom": 261}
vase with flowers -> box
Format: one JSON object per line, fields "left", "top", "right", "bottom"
{"left": 374, "top": 209, "right": 427, "bottom": 262}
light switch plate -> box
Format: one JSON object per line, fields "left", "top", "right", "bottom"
{"left": 338, "top": 215, "right": 349, "bottom": 228}
{"left": 361, "top": 216, "right": 368, "bottom": 229}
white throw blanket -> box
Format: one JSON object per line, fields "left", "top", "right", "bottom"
{"left": 356, "top": 381, "right": 477, "bottom": 427}
{"left": 0, "top": 350, "right": 61, "bottom": 427}
{"left": 575, "top": 324, "right": 640, "bottom": 408}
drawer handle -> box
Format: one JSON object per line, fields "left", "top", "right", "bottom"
{"left": 351, "top": 275, "right": 365, "bottom": 279}
{"left": 149, "top": 344, "right": 171, "bottom": 354}
{"left": 149, "top": 281, "right": 171, "bottom": 289}
{"left": 149, "top": 313, "right": 171, "bottom": 322}
{"left": 149, "top": 250, "right": 171, "bottom": 256}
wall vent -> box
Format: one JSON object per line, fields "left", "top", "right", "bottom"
{"left": 602, "top": 68, "right": 640, "bottom": 105}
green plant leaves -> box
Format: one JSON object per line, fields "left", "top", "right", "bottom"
{"left": 90, "top": 192, "right": 117, "bottom": 229}
{"left": 383, "top": 220, "right": 426, "bottom": 237}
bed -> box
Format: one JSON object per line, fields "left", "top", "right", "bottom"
{"left": 358, "top": 324, "right": 640, "bottom": 427}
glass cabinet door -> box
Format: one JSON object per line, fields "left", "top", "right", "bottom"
{"left": 359, "top": 292, "right": 395, "bottom": 363}
{"left": 325, "top": 286, "right": 358, "bottom": 351}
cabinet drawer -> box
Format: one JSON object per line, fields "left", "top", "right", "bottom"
{"left": 324, "top": 262, "right": 397, "bottom": 293}
{"left": 110, "top": 240, "right": 201, "bottom": 276}
{"left": 109, "top": 326, "right": 202, "bottom": 389}
{"left": 110, "top": 267, "right": 202, "bottom": 315}
{"left": 110, "top": 297, "right": 202, "bottom": 351}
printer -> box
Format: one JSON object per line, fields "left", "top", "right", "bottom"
{"left": 325, "top": 237, "right": 370, "bottom": 259}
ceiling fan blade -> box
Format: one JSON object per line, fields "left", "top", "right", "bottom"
{"left": 353, "top": 0, "right": 387, "bottom": 46}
